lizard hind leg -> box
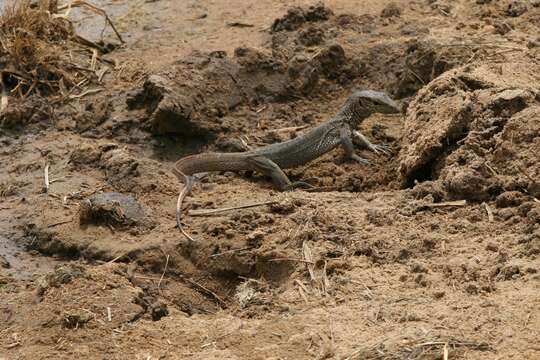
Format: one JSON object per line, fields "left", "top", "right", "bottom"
{"left": 246, "top": 156, "right": 293, "bottom": 191}
{"left": 246, "top": 156, "right": 315, "bottom": 191}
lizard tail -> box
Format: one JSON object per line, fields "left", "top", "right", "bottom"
{"left": 173, "top": 167, "right": 197, "bottom": 242}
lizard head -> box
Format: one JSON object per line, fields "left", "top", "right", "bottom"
{"left": 340, "top": 90, "right": 401, "bottom": 123}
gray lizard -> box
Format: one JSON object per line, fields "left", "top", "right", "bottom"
{"left": 173, "top": 90, "right": 401, "bottom": 240}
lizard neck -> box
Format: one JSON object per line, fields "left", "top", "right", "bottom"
{"left": 335, "top": 105, "right": 371, "bottom": 128}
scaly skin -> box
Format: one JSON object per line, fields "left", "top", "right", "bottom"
{"left": 173, "top": 90, "right": 401, "bottom": 241}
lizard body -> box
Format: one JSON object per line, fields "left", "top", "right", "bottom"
{"left": 173, "top": 90, "right": 400, "bottom": 241}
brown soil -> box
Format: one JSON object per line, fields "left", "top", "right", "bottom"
{"left": 1, "top": 1, "right": 540, "bottom": 359}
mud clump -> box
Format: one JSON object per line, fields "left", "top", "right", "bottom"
{"left": 399, "top": 62, "right": 540, "bottom": 201}
{"left": 0, "top": 98, "right": 50, "bottom": 129}
{"left": 271, "top": 3, "right": 333, "bottom": 32}
{"left": 129, "top": 41, "right": 343, "bottom": 135}
{"left": 127, "top": 75, "right": 199, "bottom": 135}
{"left": 73, "top": 99, "right": 112, "bottom": 133}
{"left": 297, "top": 26, "right": 324, "bottom": 46}
{"left": 287, "top": 55, "right": 320, "bottom": 95}
{"left": 315, "top": 44, "right": 346, "bottom": 79}
{"left": 35, "top": 264, "right": 86, "bottom": 301}
{"left": 391, "top": 39, "right": 476, "bottom": 98}
{"left": 381, "top": 3, "right": 402, "bottom": 18}
{"left": 495, "top": 191, "right": 527, "bottom": 208}
{"left": 410, "top": 181, "right": 446, "bottom": 202}
{"left": 506, "top": 0, "right": 528, "bottom": 17}
{"left": 80, "top": 192, "right": 147, "bottom": 227}
{"left": 69, "top": 143, "right": 103, "bottom": 167}
{"left": 135, "top": 292, "right": 169, "bottom": 321}
{"left": 0, "top": 254, "right": 9, "bottom": 269}
{"left": 102, "top": 149, "right": 140, "bottom": 191}
{"left": 128, "top": 53, "right": 299, "bottom": 135}
{"left": 63, "top": 310, "right": 93, "bottom": 329}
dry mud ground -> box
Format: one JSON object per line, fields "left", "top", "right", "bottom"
{"left": 1, "top": 0, "right": 540, "bottom": 359}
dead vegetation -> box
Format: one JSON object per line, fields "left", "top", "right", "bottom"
{"left": 0, "top": 0, "right": 117, "bottom": 99}
{"left": 345, "top": 336, "right": 491, "bottom": 360}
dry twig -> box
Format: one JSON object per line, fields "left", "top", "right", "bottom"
{"left": 106, "top": 307, "right": 112, "bottom": 322}
{"left": 184, "top": 277, "right": 226, "bottom": 307}
{"left": 0, "top": 78, "right": 8, "bottom": 112}
{"left": 424, "top": 200, "right": 467, "bottom": 208}
{"left": 43, "top": 163, "right": 50, "bottom": 193}
{"left": 303, "top": 241, "right": 316, "bottom": 282}
{"left": 482, "top": 202, "right": 494, "bottom": 222}
{"left": 157, "top": 254, "right": 170, "bottom": 291}
{"left": 188, "top": 200, "right": 277, "bottom": 216}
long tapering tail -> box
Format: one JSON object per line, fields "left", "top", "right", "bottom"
{"left": 172, "top": 166, "right": 197, "bottom": 242}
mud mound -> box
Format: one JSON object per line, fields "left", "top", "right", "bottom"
{"left": 399, "top": 61, "right": 540, "bottom": 201}
{"left": 391, "top": 39, "right": 478, "bottom": 99}
{"left": 271, "top": 3, "right": 333, "bottom": 32}
{"left": 128, "top": 4, "right": 499, "bottom": 140}
{"left": 129, "top": 42, "right": 354, "bottom": 136}
{"left": 129, "top": 4, "right": 365, "bottom": 136}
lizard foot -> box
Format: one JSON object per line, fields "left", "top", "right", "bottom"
{"left": 351, "top": 154, "right": 370, "bottom": 165}
{"left": 284, "top": 181, "right": 315, "bottom": 191}
{"left": 369, "top": 143, "right": 392, "bottom": 156}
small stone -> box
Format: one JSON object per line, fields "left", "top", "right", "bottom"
{"left": 433, "top": 290, "right": 445, "bottom": 299}
{"left": 527, "top": 206, "right": 540, "bottom": 224}
{"left": 246, "top": 230, "right": 265, "bottom": 247}
{"left": 499, "top": 264, "right": 521, "bottom": 280}
{"left": 0, "top": 255, "right": 10, "bottom": 269}
{"left": 414, "top": 274, "right": 428, "bottom": 287}
{"left": 497, "top": 208, "right": 515, "bottom": 221}
{"left": 493, "top": 21, "right": 513, "bottom": 35}
{"left": 465, "top": 283, "right": 479, "bottom": 295}
{"left": 485, "top": 242, "right": 499, "bottom": 252}
{"left": 506, "top": 0, "right": 528, "bottom": 17}
{"left": 270, "top": 199, "right": 296, "bottom": 214}
{"left": 150, "top": 300, "right": 169, "bottom": 321}
{"left": 495, "top": 191, "right": 526, "bottom": 208}
{"left": 63, "top": 310, "right": 92, "bottom": 329}
{"left": 297, "top": 26, "right": 324, "bottom": 46}
{"left": 80, "top": 192, "right": 146, "bottom": 227}
{"left": 411, "top": 262, "right": 428, "bottom": 273}
{"left": 69, "top": 144, "right": 102, "bottom": 166}
{"left": 381, "top": 2, "right": 401, "bottom": 18}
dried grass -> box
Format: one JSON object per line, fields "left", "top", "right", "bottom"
{"left": 0, "top": 0, "right": 115, "bottom": 98}
{"left": 344, "top": 336, "right": 491, "bottom": 360}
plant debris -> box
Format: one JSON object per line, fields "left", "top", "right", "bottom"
{"left": 0, "top": 0, "right": 118, "bottom": 99}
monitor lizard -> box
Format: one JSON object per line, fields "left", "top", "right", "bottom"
{"left": 172, "top": 90, "right": 401, "bottom": 241}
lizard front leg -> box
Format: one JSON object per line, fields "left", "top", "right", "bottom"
{"left": 339, "top": 127, "right": 370, "bottom": 165}
{"left": 353, "top": 130, "right": 391, "bottom": 156}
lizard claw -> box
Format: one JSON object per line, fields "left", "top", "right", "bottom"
{"left": 370, "top": 143, "right": 392, "bottom": 156}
